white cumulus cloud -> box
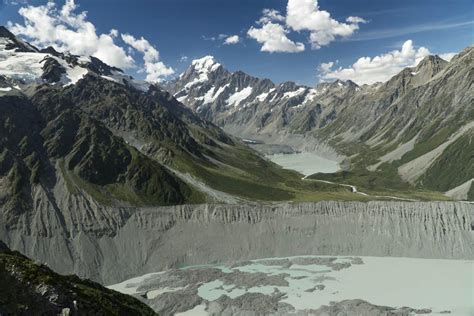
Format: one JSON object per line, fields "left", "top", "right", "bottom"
{"left": 346, "top": 16, "right": 368, "bottom": 24}
{"left": 286, "top": 0, "right": 366, "bottom": 49}
{"left": 121, "top": 34, "right": 174, "bottom": 82}
{"left": 439, "top": 52, "right": 456, "bottom": 62}
{"left": 248, "top": 1, "right": 366, "bottom": 53}
{"left": 9, "top": 0, "right": 173, "bottom": 82}
{"left": 3, "top": 0, "right": 28, "bottom": 5}
{"left": 258, "top": 9, "right": 285, "bottom": 25}
{"left": 248, "top": 21, "right": 305, "bottom": 53}
{"left": 223, "top": 35, "right": 240, "bottom": 45}
{"left": 319, "top": 40, "right": 431, "bottom": 85}
{"left": 319, "top": 61, "right": 334, "bottom": 73}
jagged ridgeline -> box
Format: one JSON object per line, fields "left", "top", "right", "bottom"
{"left": 0, "top": 241, "right": 156, "bottom": 315}
{"left": 0, "top": 25, "right": 345, "bottom": 217}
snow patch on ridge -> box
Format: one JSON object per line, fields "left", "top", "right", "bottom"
{"left": 61, "top": 61, "right": 88, "bottom": 85}
{"left": 256, "top": 88, "right": 276, "bottom": 102}
{"left": 176, "top": 95, "right": 187, "bottom": 103}
{"left": 184, "top": 75, "right": 207, "bottom": 90}
{"left": 0, "top": 51, "right": 46, "bottom": 83}
{"left": 283, "top": 87, "right": 306, "bottom": 99}
{"left": 227, "top": 87, "right": 253, "bottom": 107}
{"left": 197, "top": 83, "right": 230, "bottom": 104}
{"left": 196, "top": 87, "right": 216, "bottom": 104}
{"left": 0, "top": 44, "right": 90, "bottom": 86}
{"left": 302, "top": 88, "right": 319, "bottom": 104}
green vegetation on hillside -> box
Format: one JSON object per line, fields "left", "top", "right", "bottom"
{"left": 307, "top": 168, "right": 450, "bottom": 201}
{"left": 0, "top": 94, "right": 204, "bottom": 208}
{"left": 175, "top": 142, "right": 356, "bottom": 201}
{"left": 420, "top": 132, "right": 474, "bottom": 191}
{"left": 307, "top": 136, "right": 452, "bottom": 201}
{"left": 468, "top": 182, "right": 474, "bottom": 201}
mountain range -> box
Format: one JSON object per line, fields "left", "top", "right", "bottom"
{"left": 2, "top": 24, "right": 356, "bottom": 221}
{"left": 166, "top": 48, "right": 474, "bottom": 200}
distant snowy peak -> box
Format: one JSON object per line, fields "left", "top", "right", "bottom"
{"left": 191, "top": 55, "right": 221, "bottom": 73}
{"left": 177, "top": 55, "right": 227, "bottom": 91}
{"left": 0, "top": 44, "right": 88, "bottom": 88}
{"left": 166, "top": 55, "right": 365, "bottom": 122}
{"left": 180, "top": 55, "right": 224, "bottom": 82}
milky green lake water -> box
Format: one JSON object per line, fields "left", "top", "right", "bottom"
{"left": 267, "top": 152, "right": 340, "bottom": 176}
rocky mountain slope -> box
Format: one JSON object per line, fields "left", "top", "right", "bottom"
{"left": 0, "top": 241, "right": 156, "bottom": 315}
{"left": 167, "top": 48, "right": 474, "bottom": 199}
{"left": 0, "top": 24, "right": 353, "bottom": 218}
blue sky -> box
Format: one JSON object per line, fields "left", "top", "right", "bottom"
{"left": 0, "top": 0, "right": 472, "bottom": 85}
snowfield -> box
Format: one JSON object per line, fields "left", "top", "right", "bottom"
{"left": 226, "top": 86, "right": 253, "bottom": 107}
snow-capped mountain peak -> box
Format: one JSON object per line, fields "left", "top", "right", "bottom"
{"left": 167, "top": 54, "right": 433, "bottom": 135}
{"left": 0, "top": 26, "right": 150, "bottom": 92}
{"left": 0, "top": 29, "right": 88, "bottom": 88}
{"left": 191, "top": 55, "right": 221, "bottom": 73}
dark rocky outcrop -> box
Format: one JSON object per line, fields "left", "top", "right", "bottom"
{"left": 41, "top": 57, "right": 67, "bottom": 83}
{"left": 0, "top": 242, "right": 156, "bottom": 315}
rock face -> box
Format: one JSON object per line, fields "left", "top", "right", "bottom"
{"left": 1, "top": 201, "right": 472, "bottom": 284}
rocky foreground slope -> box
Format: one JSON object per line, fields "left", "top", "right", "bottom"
{"left": 1, "top": 201, "right": 472, "bottom": 284}
{"left": 0, "top": 241, "right": 156, "bottom": 315}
